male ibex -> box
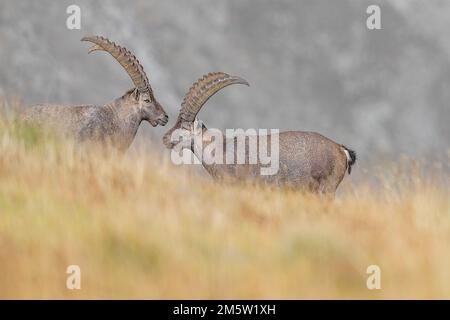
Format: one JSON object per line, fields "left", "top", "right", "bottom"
{"left": 163, "top": 72, "right": 356, "bottom": 194}
{"left": 21, "top": 35, "right": 168, "bottom": 151}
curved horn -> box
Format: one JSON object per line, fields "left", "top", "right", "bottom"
{"left": 81, "top": 35, "right": 152, "bottom": 94}
{"left": 180, "top": 72, "right": 249, "bottom": 123}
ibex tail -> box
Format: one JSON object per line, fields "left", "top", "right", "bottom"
{"left": 342, "top": 145, "right": 357, "bottom": 174}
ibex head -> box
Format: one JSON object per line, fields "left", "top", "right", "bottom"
{"left": 132, "top": 87, "right": 167, "bottom": 127}
{"left": 81, "top": 35, "right": 168, "bottom": 126}
{"left": 163, "top": 72, "right": 249, "bottom": 149}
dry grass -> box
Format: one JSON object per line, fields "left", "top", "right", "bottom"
{"left": 0, "top": 99, "right": 449, "bottom": 299}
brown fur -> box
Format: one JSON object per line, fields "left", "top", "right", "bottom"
{"left": 167, "top": 123, "right": 351, "bottom": 194}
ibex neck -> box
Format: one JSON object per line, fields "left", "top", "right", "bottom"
{"left": 105, "top": 94, "right": 142, "bottom": 150}
{"left": 190, "top": 125, "right": 228, "bottom": 179}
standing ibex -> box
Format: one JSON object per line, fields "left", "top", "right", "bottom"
{"left": 21, "top": 35, "right": 168, "bottom": 151}
{"left": 163, "top": 72, "right": 356, "bottom": 194}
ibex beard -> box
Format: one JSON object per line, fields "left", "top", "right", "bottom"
{"left": 169, "top": 119, "right": 280, "bottom": 176}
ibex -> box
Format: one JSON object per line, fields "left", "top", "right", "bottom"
{"left": 163, "top": 72, "right": 356, "bottom": 194}
{"left": 21, "top": 35, "right": 168, "bottom": 151}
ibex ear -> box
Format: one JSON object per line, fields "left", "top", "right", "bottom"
{"left": 132, "top": 88, "right": 139, "bottom": 101}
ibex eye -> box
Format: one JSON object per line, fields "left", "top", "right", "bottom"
{"left": 144, "top": 99, "right": 150, "bottom": 103}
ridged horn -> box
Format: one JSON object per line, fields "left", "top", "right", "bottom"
{"left": 180, "top": 72, "right": 249, "bottom": 123}
{"left": 81, "top": 35, "right": 152, "bottom": 94}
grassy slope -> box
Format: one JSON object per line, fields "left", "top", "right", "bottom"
{"left": 0, "top": 101, "right": 449, "bottom": 299}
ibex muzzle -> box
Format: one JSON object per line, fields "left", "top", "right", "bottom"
{"left": 21, "top": 35, "right": 168, "bottom": 151}
{"left": 164, "top": 72, "right": 356, "bottom": 195}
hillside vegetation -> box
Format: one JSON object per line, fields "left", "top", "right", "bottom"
{"left": 0, "top": 100, "right": 449, "bottom": 299}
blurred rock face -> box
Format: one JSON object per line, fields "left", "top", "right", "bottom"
{"left": 0, "top": 0, "right": 449, "bottom": 159}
